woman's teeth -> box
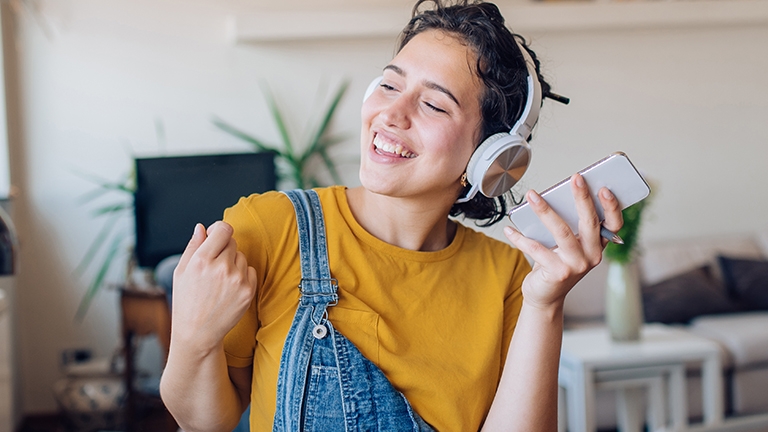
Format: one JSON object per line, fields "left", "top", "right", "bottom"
{"left": 373, "top": 135, "right": 416, "bottom": 158}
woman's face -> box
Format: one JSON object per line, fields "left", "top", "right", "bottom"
{"left": 359, "top": 29, "right": 484, "bottom": 203}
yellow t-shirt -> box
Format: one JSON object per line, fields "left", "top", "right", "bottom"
{"left": 223, "top": 186, "right": 529, "bottom": 431}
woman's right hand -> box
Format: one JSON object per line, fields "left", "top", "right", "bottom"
{"left": 170, "top": 221, "right": 258, "bottom": 354}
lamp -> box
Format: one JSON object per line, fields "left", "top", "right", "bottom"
{"left": 0, "top": 205, "right": 17, "bottom": 275}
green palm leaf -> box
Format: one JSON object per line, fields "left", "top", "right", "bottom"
{"left": 604, "top": 199, "right": 649, "bottom": 264}
{"left": 211, "top": 118, "right": 277, "bottom": 154}
{"left": 213, "top": 79, "right": 350, "bottom": 190}
{"left": 90, "top": 202, "right": 133, "bottom": 217}
{"left": 75, "top": 231, "right": 128, "bottom": 321}
{"left": 299, "top": 134, "right": 349, "bottom": 165}
{"left": 73, "top": 211, "right": 123, "bottom": 278}
{"left": 260, "top": 83, "right": 295, "bottom": 159}
{"left": 73, "top": 171, "right": 134, "bottom": 205}
{"left": 305, "top": 80, "right": 350, "bottom": 158}
{"left": 317, "top": 148, "right": 343, "bottom": 185}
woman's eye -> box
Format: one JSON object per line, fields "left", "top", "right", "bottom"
{"left": 424, "top": 102, "right": 446, "bottom": 113}
{"left": 380, "top": 83, "right": 396, "bottom": 91}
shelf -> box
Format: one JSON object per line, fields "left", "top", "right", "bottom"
{"left": 228, "top": 0, "right": 768, "bottom": 44}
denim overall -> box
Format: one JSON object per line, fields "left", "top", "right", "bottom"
{"left": 273, "top": 189, "right": 434, "bottom": 432}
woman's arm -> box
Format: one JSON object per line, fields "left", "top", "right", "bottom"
{"left": 483, "top": 173, "right": 623, "bottom": 431}
{"left": 160, "top": 347, "right": 251, "bottom": 431}
{"left": 159, "top": 222, "right": 257, "bottom": 432}
{"left": 483, "top": 297, "right": 565, "bottom": 431}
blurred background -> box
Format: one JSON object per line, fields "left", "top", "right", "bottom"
{"left": 0, "top": 0, "right": 766, "bottom": 428}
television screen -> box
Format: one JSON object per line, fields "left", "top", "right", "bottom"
{"left": 134, "top": 152, "right": 276, "bottom": 268}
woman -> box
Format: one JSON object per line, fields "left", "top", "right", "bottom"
{"left": 160, "top": 1, "right": 623, "bottom": 430}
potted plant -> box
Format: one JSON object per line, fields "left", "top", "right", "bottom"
{"left": 73, "top": 81, "right": 350, "bottom": 319}
{"left": 72, "top": 169, "right": 136, "bottom": 321}
{"left": 603, "top": 198, "right": 651, "bottom": 341}
{"left": 212, "top": 80, "right": 350, "bottom": 189}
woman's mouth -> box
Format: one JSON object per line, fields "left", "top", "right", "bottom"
{"left": 373, "top": 134, "right": 417, "bottom": 159}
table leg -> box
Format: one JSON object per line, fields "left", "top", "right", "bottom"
{"left": 616, "top": 386, "right": 644, "bottom": 432}
{"left": 559, "top": 385, "right": 567, "bottom": 432}
{"left": 567, "top": 366, "right": 596, "bottom": 432}
{"left": 566, "top": 374, "right": 583, "bottom": 432}
{"left": 668, "top": 364, "right": 687, "bottom": 431}
{"left": 701, "top": 354, "right": 724, "bottom": 426}
{"left": 647, "top": 376, "right": 666, "bottom": 432}
{"left": 124, "top": 330, "right": 136, "bottom": 432}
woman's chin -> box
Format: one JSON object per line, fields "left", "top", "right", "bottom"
{"left": 359, "top": 178, "right": 398, "bottom": 197}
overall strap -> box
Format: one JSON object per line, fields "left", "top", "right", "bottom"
{"left": 273, "top": 189, "right": 338, "bottom": 432}
{"left": 283, "top": 189, "right": 338, "bottom": 305}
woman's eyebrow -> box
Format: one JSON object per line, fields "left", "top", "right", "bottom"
{"left": 423, "top": 81, "right": 460, "bottom": 107}
{"left": 383, "top": 64, "right": 460, "bottom": 108}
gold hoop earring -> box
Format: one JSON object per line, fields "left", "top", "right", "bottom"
{"left": 460, "top": 172, "right": 468, "bottom": 187}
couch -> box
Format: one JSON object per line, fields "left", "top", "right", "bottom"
{"left": 563, "top": 231, "right": 768, "bottom": 430}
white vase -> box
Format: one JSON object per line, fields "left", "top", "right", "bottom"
{"left": 605, "top": 260, "right": 644, "bottom": 342}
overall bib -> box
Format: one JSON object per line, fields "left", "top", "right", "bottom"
{"left": 273, "top": 189, "right": 435, "bottom": 432}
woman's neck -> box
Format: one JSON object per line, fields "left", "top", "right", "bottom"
{"left": 345, "top": 186, "right": 458, "bottom": 252}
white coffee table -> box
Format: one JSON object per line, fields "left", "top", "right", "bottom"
{"left": 558, "top": 324, "right": 724, "bottom": 432}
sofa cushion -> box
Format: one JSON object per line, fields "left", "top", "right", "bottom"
{"left": 718, "top": 255, "right": 768, "bottom": 311}
{"left": 688, "top": 312, "right": 768, "bottom": 368}
{"left": 639, "top": 235, "right": 764, "bottom": 285}
{"left": 642, "top": 266, "right": 739, "bottom": 324}
{"left": 563, "top": 232, "right": 768, "bottom": 321}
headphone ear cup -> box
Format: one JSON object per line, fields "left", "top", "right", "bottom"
{"left": 465, "top": 132, "right": 531, "bottom": 199}
{"left": 465, "top": 132, "right": 511, "bottom": 187}
{"left": 363, "top": 76, "right": 383, "bottom": 102}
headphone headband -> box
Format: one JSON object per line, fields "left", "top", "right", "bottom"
{"left": 455, "top": 40, "right": 542, "bottom": 204}
{"left": 510, "top": 42, "right": 543, "bottom": 141}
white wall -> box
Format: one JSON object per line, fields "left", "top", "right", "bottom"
{"left": 519, "top": 24, "right": 768, "bottom": 241}
{"left": 8, "top": 0, "right": 768, "bottom": 414}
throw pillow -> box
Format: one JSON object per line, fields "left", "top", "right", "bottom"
{"left": 717, "top": 255, "right": 768, "bottom": 311}
{"left": 642, "top": 265, "right": 738, "bottom": 324}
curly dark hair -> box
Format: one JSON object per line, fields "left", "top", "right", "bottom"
{"left": 397, "top": 0, "right": 553, "bottom": 226}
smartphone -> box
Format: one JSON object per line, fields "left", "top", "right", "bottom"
{"left": 507, "top": 152, "right": 650, "bottom": 249}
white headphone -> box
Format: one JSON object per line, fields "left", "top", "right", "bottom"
{"left": 363, "top": 41, "right": 542, "bottom": 204}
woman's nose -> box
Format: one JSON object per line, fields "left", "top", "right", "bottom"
{"left": 378, "top": 94, "right": 412, "bottom": 129}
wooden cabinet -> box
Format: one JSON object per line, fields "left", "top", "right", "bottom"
{"left": 120, "top": 287, "right": 175, "bottom": 432}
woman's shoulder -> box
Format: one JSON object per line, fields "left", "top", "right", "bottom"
{"left": 224, "top": 186, "right": 344, "bottom": 228}
{"left": 229, "top": 188, "right": 290, "bottom": 210}
{"left": 224, "top": 190, "right": 289, "bottom": 226}
{"left": 222, "top": 187, "right": 338, "bottom": 265}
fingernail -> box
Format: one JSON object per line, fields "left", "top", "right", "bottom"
{"left": 193, "top": 223, "right": 203, "bottom": 238}
{"left": 574, "top": 174, "right": 585, "bottom": 189}
{"left": 504, "top": 226, "right": 515, "bottom": 237}
{"left": 527, "top": 190, "right": 541, "bottom": 204}
{"left": 601, "top": 188, "right": 615, "bottom": 200}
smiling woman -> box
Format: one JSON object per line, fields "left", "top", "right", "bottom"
{"left": 159, "top": 1, "right": 623, "bottom": 431}
{"left": 355, "top": 29, "right": 484, "bottom": 232}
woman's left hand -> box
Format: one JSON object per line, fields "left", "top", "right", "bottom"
{"left": 504, "top": 173, "right": 624, "bottom": 310}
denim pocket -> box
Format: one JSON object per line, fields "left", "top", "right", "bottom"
{"left": 302, "top": 365, "right": 344, "bottom": 431}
